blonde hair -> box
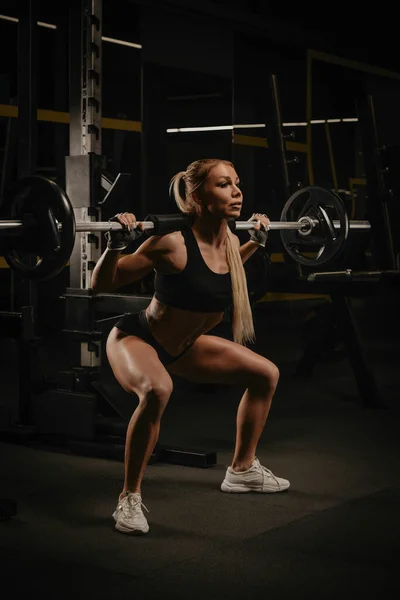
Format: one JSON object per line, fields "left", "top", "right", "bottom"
{"left": 169, "top": 158, "right": 255, "bottom": 346}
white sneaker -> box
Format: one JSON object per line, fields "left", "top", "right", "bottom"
{"left": 112, "top": 492, "right": 150, "bottom": 534}
{"left": 221, "top": 457, "right": 290, "bottom": 493}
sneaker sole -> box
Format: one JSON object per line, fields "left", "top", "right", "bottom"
{"left": 220, "top": 480, "right": 290, "bottom": 493}
{"left": 114, "top": 522, "right": 149, "bottom": 535}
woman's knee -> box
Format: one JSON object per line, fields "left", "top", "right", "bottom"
{"left": 135, "top": 376, "right": 174, "bottom": 414}
{"left": 106, "top": 331, "right": 173, "bottom": 410}
{"left": 253, "top": 360, "right": 280, "bottom": 392}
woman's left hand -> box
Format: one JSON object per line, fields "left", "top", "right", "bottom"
{"left": 247, "top": 213, "right": 270, "bottom": 247}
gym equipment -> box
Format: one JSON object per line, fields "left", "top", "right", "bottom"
{"left": 280, "top": 186, "right": 349, "bottom": 267}
{"left": 0, "top": 176, "right": 75, "bottom": 281}
{"left": 0, "top": 176, "right": 371, "bottom": 281}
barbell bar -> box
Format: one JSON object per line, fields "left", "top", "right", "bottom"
{"left": 76, "top": 218, "right": 372, "bottom": 233}
{"left": 0, "top": 176, "right": 373, "bottom": 280}
{"left": 0, "top": 218, "right": 371, "bottom": 234}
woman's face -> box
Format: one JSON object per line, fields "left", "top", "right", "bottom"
{"left": 199, "top": 163, "right": 242, "bottom": 219}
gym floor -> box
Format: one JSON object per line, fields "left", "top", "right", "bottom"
{"left": 0, "top": 291, "right": 399, "bottom": 599}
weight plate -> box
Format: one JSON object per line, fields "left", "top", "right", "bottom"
{"left": 280, "top": 186, "right": 349, "bottom": 267}
{"left": 3, "top": 176, "right": 76, "bottom": 281}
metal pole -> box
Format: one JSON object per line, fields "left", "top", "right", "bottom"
{"left": 16, "top": 0, "right": 38, "bottom": 316}
{"left": 0, "top": 219, "right": 372, "bottom": 234}
{"left": 68, "top": 0, "right": 103, "bottom": 290}
{"left": 61, "top": 219, "right": 375, "bottom": 232}
{"left": 355, "top": 90, "right": 396, "bottom": 269}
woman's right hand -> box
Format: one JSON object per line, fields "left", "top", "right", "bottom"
{"left": 105, "top": 212, "right": 144, "bottom": 251}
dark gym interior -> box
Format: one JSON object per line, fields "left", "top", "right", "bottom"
{"left": 0, "top": 1, "right": 399, "bottom": 598}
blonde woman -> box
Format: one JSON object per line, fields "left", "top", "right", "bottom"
{"left": 92, "top": 158, "right": 290, "bottom": 535}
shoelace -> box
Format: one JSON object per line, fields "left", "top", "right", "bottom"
{"left": 121, "top": 493, "right": 150, "bottom": 515}
{"left": 254, "top": 459, "right": 281, "bottom": 491}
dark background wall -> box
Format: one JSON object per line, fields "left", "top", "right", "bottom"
{"left": 1, "top": 0, "right": 399, "bottom": 205}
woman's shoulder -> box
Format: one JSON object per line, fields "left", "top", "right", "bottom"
{"left": 139, "top": 231, "right": 186, "bottom": 266}
{"left": 149, "top": 231, "right": 187, "bottom": 273}
{"left": 148, "top": 230, "right": 185, "bottom": 251}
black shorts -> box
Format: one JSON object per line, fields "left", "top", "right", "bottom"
{"left": 115, "top": 310, "right": 193, "bottom": 366}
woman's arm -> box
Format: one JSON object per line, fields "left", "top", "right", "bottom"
{"left": 239, "top": 213, "right": 269, "bottom": 263}
{"left": 239, "top": 240, "right": 263, "bottom": 264}
{"left": 91, "top": 235, "right": 168, "bottom": 293}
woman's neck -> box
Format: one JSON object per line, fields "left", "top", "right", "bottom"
{"left": 192, "top": 213, "right": 228, "bottom": 247}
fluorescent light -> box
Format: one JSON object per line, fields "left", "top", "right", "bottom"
{"left": 167, "top": 124, "right": 265, "bottom": 133}
{"left": 0, "top": 14, "right": 141, "bottom": 48}
{"left": 102, "top": 36, "right": 141, "bottom": 49}
{"left": 167, "top": 125, "right": 234, "bottom": 133}
{"left": 38, "top": 20, "right": 56, "bottom": 30}
{"left": 0, "top": 14, "right": 17, "bottom": 23}
{"left": 282, "top": 119, "right": 358, "bottom": 126}
{"left": 0, "top": 14, "right": 57, "bottom": 28}
{"left": 167, "top": 118, "right": 360, "bottom": 133}
{"left": 233, "top": 123, "right": 266, "bottom": 129}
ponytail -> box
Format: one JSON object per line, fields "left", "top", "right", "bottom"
{"left": 169, "top": 172, "right": 188, "bottom": 213}
{"left": 226, "top": 227, "right": 255, "bottom": 345}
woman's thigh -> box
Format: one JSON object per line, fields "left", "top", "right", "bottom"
{"left": 167, "top": 335, "right": 278, "bottom": 387}
{"left": 106, "top": 327, "right": 173, "bottom": 397}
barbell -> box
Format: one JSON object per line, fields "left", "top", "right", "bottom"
{"left": 0, "top": 176, "right": 371, "bottom": 281}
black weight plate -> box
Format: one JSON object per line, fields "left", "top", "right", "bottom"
{"left": 3, "top": 176, "right": 76, "bottom": 281}
{"left": 280, "top": 186, "right": 349, "bottom": 267}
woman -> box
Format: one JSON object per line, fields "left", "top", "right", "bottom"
{"left": 91, "top": 158, "right": 290, "bottom": 535}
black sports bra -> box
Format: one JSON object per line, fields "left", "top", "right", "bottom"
{"left": 154, "top": 228, "right": 232, "bottom": 312}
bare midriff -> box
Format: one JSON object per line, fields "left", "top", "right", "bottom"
{"left": 145, "top": 295, "right": 224, "bottom": 356}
